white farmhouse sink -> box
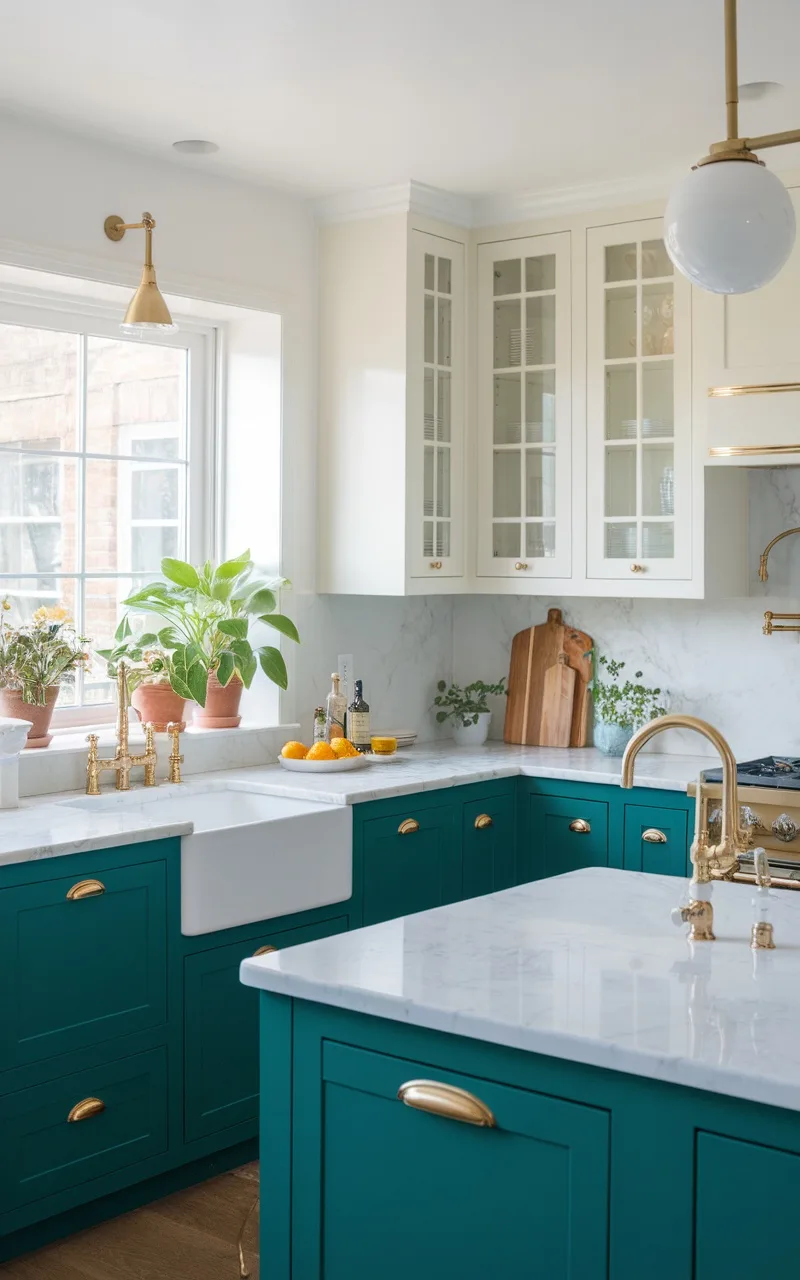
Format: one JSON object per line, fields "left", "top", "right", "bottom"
{"left": 61, "top": 782, "right": 352, "bottom": 936}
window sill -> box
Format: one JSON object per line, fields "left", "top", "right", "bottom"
{"left": 19, "top": 721, "right": 299, "bottom": 799}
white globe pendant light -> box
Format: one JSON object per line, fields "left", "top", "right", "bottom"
{"left": 667, "top": 0, "right": 800, "bottom": 296}
{"left": 665, "top": 158, "right": 796, "bottom": 294}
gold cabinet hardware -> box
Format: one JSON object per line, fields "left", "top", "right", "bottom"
{"left": 629, "top": 563, "right": 644, "bottom": 573}
{"left": 569, "top": 819, "right": 591, "bottom": 834}
{"left": 252, "top": 944, "right": 278, "bottom": 957}
{"left": 398, "top": 818, "right": 420, "bottom": 835}
{"left": 429, "top": 561, "right": 443, "bottom": 570}
{"left": 642, "top": 828, "right": 668, "bottom": 844}
{"left": 709, "top": 382, "right": 800, "bottom": 398}
{"left": 710, "top": 444, "right": 800, "bottom": 458}
{"left": 66, "top": 879, "right": 106, "bottom": 901}
{"left": 474, "top": 813, "right": 493, "bottom": 830}
{"left": 67, "top": 1097, "right": 106, "bottom": 1123}
{"left": 397, "top": 1079, "right": 495, "bottom": 1128}
{"left": 514, "top": 562, "right": 528, "bottom": 571}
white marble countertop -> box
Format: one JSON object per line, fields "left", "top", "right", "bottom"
{"left": 241, "top": 868, "right": 800, "bottom": 1113}
{"left": 223, "top": 742, "right": 716, "bottom": 805}
{"left": 0, "top": 802, "right": 192, "bottom": 867}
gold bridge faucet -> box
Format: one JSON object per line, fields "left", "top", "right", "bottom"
{"left": 86, "top": 663, "right": 158, "bottom": 794}
{"left": 621, "top": 714, "right": 769, "bottom": 943}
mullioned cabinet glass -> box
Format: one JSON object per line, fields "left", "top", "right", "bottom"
{"left": 0, "top": 858, "right": 168, "bottom": 1072}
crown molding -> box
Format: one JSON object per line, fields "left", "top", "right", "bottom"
{"left": 314, "top": 180, "right": 473, "bottom": 227}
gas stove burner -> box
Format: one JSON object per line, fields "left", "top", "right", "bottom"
{"left": 704, "top": 756, "right": 800, "bottom": 789}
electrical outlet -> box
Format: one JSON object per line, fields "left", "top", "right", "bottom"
{"left": 338, "top": 653, "right": 354, "bottom": 708}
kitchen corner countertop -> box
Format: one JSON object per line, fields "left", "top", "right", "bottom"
{"left": 0, "top": 804, "right": 192, "bottom": 867}
{"left": 234, "top": 742, "right": 717, "bottom": 804}
{"left": 241, "top": 867, "right": 800, "bottom": 1113}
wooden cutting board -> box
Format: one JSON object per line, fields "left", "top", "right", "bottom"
{"left": 504, "top": 608, "right": 594, "bottom": 747}
{"left": 540, "top": 655, "right": 576, "bottom": 748}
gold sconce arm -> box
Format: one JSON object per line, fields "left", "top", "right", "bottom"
{"left": 103, "top": 211, "right": 174, "bottom": 331}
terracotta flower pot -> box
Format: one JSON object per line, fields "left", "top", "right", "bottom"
{"left": 131, "top": 682, "right": 187, "bottom": 733}
{"left": 0, "top": 685, "right": 60, "bottom": 748}
{"left": 193, "top": 671, "right": 244, "bottom": 729}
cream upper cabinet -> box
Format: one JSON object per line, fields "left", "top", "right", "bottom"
{"left": 586, "top": 220, "right": 693, "bottom": 583}
{"left": 318, "top": 216, "right": 466, "bottom": 595}
{"left": 696, "top": 182, "right": 800, "bottom": 464}
{"left": 476, "top": 233, "right": 571, "bottom": 581}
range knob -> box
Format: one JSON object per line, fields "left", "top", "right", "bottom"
{"left": 772, "top": 813, "right": 799, "bottom": 843}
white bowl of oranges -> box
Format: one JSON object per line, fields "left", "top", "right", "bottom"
{"left": 278, "top": 738, "right": 369, "bottom": 772}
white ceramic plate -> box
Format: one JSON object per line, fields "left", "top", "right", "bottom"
{"left": 278, "top": 754, "right": 369, "bottom": 773}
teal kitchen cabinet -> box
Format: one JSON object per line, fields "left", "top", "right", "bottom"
{"left": 360, "top": 801, "right": 460, "bottom": 926}
{"left": 622, "top": 802, "right": 690, "bottom": 877}
{"left": 184, "top": 914, "right": 348, "bottom": 1144}
{"left": 290, "top": 1036, "right": 609, "bottom": 1280}
{"left": 0, "top": 852, "right": 168, "bottom": 1072}
{"left": 522, "top": 791, "right": 610, "bottom": 881}
{"left": 0, "top": 1047, "right": 168, "bottom": 1215}
{"left": 695, "top": 1133, "right": 800, "bottom": 1277}
{"left": 461, "top": 784, "right": 517, "bottom": 898}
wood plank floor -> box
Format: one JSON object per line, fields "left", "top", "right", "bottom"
{"left": 0, "top": 1164, "right": 260, "bottom": 1280}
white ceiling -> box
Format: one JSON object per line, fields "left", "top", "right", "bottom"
{"left": 2, "top": 0, "right": 800, "bottom": 200}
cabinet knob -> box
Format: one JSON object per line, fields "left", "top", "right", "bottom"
{"left": 66, "top": 879, "right": 106, "bottom": 901}
{"left": 253, "top": 944, "right": 278, "bottom": 957}
{"left": 398, "top": 818, "right": 420, "bottom": 835}
{"left": 398, "top": 1079, "right": 495, "bottom": 1128}
{"left": 569, "top": 818, "right": 591, "bottom": 834}
{"left": 772, "top": 813, "right": 799, "bottom": 843}
{"left": 642, "top": 828, "right": 667, "bottom": 844}
{"left": 474, "top": 813, "right": 493, "bottom": 830}
{"left": 429, "top": 561, "right": 443, "bottom": 570}
{"left": 514, "top": 562, "right": 528, "bottom": 571}
{"left": 629, "top": 563, "right": 645, "bottom": 573}
{"left": 67, "top": 1097, "right": 106, "bottom": 1124}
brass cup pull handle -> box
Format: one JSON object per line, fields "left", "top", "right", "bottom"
{"left": 252, "top": 944, "right": 278, "bottom": 957}
{"left": 68, "top": 1097, "right": 106, "bottom": 1123}
{"left": 398, "top": 1079, "right": 495, "bottom": 1128}
{"left": 474, "top": 813, "right": 493, "bottom": 830}
{"left": 66, "top": 879, "right": 106, "bottom": 901}
{"left": 398, "top": 818, "right": 420, "bottom": 835}
{"left": 569, "top": 819, "right": 591, "bottom": 834}
{"left": 642, "top": 828, "right": 668, "bottom": 844}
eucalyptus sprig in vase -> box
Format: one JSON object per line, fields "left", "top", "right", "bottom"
{"left": 591, "top": 656, "right": 666, "bottom": 757}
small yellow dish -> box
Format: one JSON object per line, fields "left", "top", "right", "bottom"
{"left": 371, "top": 736, "right": 397, "bottom": 755}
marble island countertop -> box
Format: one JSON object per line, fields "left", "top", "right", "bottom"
{"left": 241, "top": 868, "right": 800, "bottom": 1113}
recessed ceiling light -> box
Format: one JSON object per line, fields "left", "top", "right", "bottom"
{"left": 738, "top": 81, "right": 783, "bottom": 101}
{"left": 172, "top": 139, "right": 219, "bottom": 155}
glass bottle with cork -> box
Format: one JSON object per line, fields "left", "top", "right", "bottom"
{"left": 347, "top": 679, "right": 371, "bottom": 753}
{"left": 326, "top": 674, "right": 346, "bottom": 741}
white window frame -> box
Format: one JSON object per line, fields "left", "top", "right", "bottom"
{"left": 0, "top": 293, "right": 216, "bottom": 728}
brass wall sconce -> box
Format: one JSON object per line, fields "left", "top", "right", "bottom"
{"left": 759, "top": 527, "right": 800, "bottom": 634}
{"left": 103, "top": 211, "right": 176, "bottom": 334}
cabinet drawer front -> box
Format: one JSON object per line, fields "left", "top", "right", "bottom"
{"left": 0, "top": 859, "right": 167, "bottom": 1072}
{"left": 294, "top": 1040, "right": 609, "bottom": 1280}
{"left": 0, "top": 1046, "right": 167, "bottom": 1213}
{"left": 461, "top": 791, "right": 516, "bottom": 898}
{"left": 362, "top": 805, "right": 459, "bottom": 926}
{"left": 525, "top": 795, "right": 609, "bottom": 881}
{"left": 623, "top": 804, "right": 689, "bottom": 876}
{"left": 184, "top": 916, "right": 348, "bottom": 1144}
{"left": 696, "top": 1133, "right": 800, "bottom": 1276}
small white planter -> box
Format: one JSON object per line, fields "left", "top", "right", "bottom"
{"left": 451, "top": 712, "right": 492, "bottom": 748}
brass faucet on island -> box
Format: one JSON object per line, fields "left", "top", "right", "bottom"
{"left": 622, "top": 713, "right": 775, "bottom": 949}
{"left": 85, "top": 662, "right": 183, "bottom": 794}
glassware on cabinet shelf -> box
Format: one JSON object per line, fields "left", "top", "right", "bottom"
{"left": 527, "top": 523, "right": 556, "bottom": 558}
{"left": 604, "top": 366, "right": 637, "bottom": 439}
{"left": 605, "top": 286, "right": 636, "bottom": 359}
{"left": 525, "top": 370, "right": 556, "bottom": 443}
{"left": 642, "top": 445, "right": 674, "bottom": 517}
{"left": 605, "top": 522, "right": 637, "bottom": 559}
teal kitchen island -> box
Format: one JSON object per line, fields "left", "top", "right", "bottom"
{"left": 240, "top": 867, "right": 800, "bottom": 1280}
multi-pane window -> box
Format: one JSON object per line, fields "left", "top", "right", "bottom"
{"left": 0, "top": 310, "right": 208, "bottom": 715}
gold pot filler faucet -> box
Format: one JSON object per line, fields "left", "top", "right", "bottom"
{"left": 760, "top": 527, "right": 800, "bottom": 635}
{"left": 622, "top": 715, "right": 775, "bottom": 948}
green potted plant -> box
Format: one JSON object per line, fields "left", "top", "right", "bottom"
{"left": 95, "top": 624, "right": 187, "bottom": 731}
{"left": 433, "top": 678, "right": 506, "bottom": 747}
{"left": 0, "top": 601, "right": 89, "bottom": 748}
{"left": 119, "top": 551, "right": 299, "bottom": 728}
{"left": 591, "top": 655, "right": 666, "bottom": 756}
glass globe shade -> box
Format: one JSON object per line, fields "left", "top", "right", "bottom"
{"left": 664, "top": 158, "right": 796, "bottom": 294}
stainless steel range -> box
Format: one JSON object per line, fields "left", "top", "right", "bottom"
{"left": 694, "top": 756, "right": 800, "bottom": 889}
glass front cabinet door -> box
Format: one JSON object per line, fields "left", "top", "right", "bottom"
{"left": 476, "top": 233, "right": 572, "bottom": 581}
{"left": 586, "top": 219, "right": 692, "bottom": 582}
{"left": 408, "top": 230, "right": 465, "bottom": 580}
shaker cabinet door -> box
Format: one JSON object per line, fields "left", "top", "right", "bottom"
{"left": 361, "top": 804, "right": 460, "bottom": 925}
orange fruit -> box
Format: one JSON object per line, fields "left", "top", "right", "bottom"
{"left": 306, "top": 741, "right": 336, "bottom": 761}
{"left": 331, "top": 737, "right": 359, "bottom": 758}
{"left": 281, "top": 741, "right": 308, "bottom": 760}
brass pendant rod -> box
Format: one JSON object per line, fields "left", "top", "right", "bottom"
{"left": 742, "top": 127, "right": 800, "bottom": 151}
{"left": 724, "top": 0, "right": 739, "bottom": 141}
